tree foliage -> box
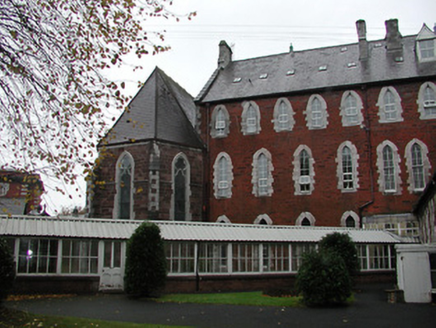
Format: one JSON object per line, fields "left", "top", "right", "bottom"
{"left": 296, "top": 250, "right": 352, "bottom": 307}
{"left": 0, "top": 237, "right": 15, "bottom": 301}
{"left": 124, "top": 222, "right": 167, "bottom": 297}
{"left": 0, "top": 0, "right": 195, "bottom": 189}
{"left": 318, "top": 232, "right": 359, "bottom": 277}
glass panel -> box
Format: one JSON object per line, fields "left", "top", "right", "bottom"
{"left": 104, "top": 241, "right": 112, "bottom": 267}
{"left": 114, "top": 242, "right": 122, "bottom": 268}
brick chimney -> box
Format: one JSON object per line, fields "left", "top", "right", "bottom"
{"left": 218, "top": 40, "right": 232, "bottom": 69}
{"left": 356, "top": 20, "right": 368, "bottom": 60}
{"left": 385, "top": 19, "right": 403, "bottom": 51}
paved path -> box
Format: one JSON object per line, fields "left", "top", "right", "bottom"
{"left": 6, "top": 285, "right": 436, "bottom": 328}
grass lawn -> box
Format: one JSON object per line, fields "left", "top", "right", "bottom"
{"left": 0, "top": 307, "right": 191, "bottom": 328}
{"left": 157, "top": 291, "right": 303, "bottom": 307}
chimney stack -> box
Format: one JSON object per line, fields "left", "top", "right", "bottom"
{"left": 385, "top": 19, "right": 403, "bottom": 51}
{"left": 356, "top": 20, "right": 368, "bottom": 60}
{"left": 218, "top": 41, "right": 232, "bottom": 69}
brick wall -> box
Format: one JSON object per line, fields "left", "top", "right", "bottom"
{"left": 200, "top": 80, "right": 436, "bottom": 226}
{"left": 90, "top": 141, "right": 204, "bottom": 221}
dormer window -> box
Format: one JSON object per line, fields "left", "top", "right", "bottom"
{"left": 416, "top": 24, "right": 436, "bottom": 62}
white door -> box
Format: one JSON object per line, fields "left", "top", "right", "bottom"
{"left": 99, "top": 241, "right": 124, "bottom": 291}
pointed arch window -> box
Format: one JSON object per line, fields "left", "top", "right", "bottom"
{"left": 254, "top": 214, "right": 273, "bottom": 225}
{"left": 417, "top": 82, "right": 436, "bottom": 119}
{"left": 293, "top": 145, "right": 315, "bottom": 195}
{"left": 340, "top": 211, "right": 360, "bottom": 228}
{"left": 213, "top": 152, "right": 233, "bottom": 199}
{"left": 336, "top": 142, "right": 359, "bottom": 192}
{"left": 273, "top": 98, "right": 295, "bottom": 132}
{"left": 296, "top": 212, "right": 316, "bottom": 226}
{"left": 305, "top": 95, "right": 328, "bottom": 129}
{"left": 115, "top": 152, "right": 134, "bottom": 220}
{"left": 241, "top": 101, "right": 261, "bottom": 135}
{"left": 171, "top": 153, "right": 191, "bottom": 221}
{"left": 252, "top": 148, "right": 274, "bottom": 197}
{"left": 340, "top": 91, "right": 363, "bottom": 126}
{"left": 377, "top": 87, "right": 403, "bottom": 123}
{"left": 376, "top": 141, "right": 401, "bottom": 195}
{"left": 211, "top": 105, "right": 230, "bottom": 138}
{"left": 405, "top": 139, "right": 431, "bottom": 193}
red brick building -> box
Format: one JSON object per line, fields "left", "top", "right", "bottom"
{"left": 196, "top": 19, "right": 436, "bottom": 232}
{"left": 90, "top": 19, "right": 436, "bottom": 234}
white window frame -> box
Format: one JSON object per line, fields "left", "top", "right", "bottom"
{"left": 404, "top": 139, "right": 431, "bottom": 193}
{"left": 305, "top": 95, "right": 328, "bottom": 129}
{"left": 211, "top": 105, "right": 230, "bottom": 138}
{"left": 251, "top": 148, "right": 274, "bottom": 197}
{"left": 241, "top": 101, "right": 261, "bottom": 135}
{"left": 336, "top": 141, "right": 360, "bottom": 192}
{"left": 254, "top": 214, "right": 273, "bottom": 225}
{"left": 272, "top": 98, "right": 295, "bottom": 132}
{"left": 165, "top": 242, "right": 196, "bottom": 275}
{"left": 213, "top": 152, "right": 234, "bottom": 199}
{"left": 340, "top": 211, "right": 360, "bottom": 228}
{"left": 417, "top": 82, "right": 436, "bottom": 120}
{"left": 340, "top": 91, "right": 364, "bottom": 127}
{"left": 295, "top": 212, "right": 316, "bottom": 226}
{"left": 61, "top": 239, "right": 99, "bottom": 275}
{"left": 17, "top": 238, "right": 59, "bottom": 274}
{"left": 377, "top": 87, "right": 403, "bottom": 123}
{"left": 216, "top": 215, "right": 231, "bottom": 223}
{"left": 376, "top": 141, "right": 402, "bottom": 195}
{"left": 293, "top": 145, "right": 315, "bottom": 195}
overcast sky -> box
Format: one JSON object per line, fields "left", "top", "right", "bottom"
{"left": 44, "top": 0, "right": 436, "bottom": 213}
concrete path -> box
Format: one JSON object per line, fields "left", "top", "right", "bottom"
{"left": 6, "top": 285, "right": 436, "bottom": 328}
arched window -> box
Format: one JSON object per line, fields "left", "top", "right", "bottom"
{"left": 241, "top": 101, "right": 261, "bottom": 135}
{"left": 377, "top": 87, "right": 403, "bottom": 123}
{"left": 171, "top": 153, "right": 191, "bottom": 221}
{"left": 293, "top": 145, "right": 315, "bottom": 195}
{"left": 405, "top": 139, "right": 431, "bottom": 193}
{"left": 417, "top": 82, "right": 436, "bottom": 120}
{"left": 336, "top": 141, "right": 359, "bottom": 192}
{"left": 305, "top": 95, "right": 328, "bottom": 129}
{"left": 213, "top": 152, "right": 233, "bottom": 199}
{"left": 296, "top": 212, "right": 316, "bottom": 226}
{"left": 340, "top": 91, "right": 363, "bottom": 127}
{"left": 376, "top": 141, "right": 402, "bottom": 194}
{"left": 273, "top": 98, "right": 295, "bottom": 132}
{"left": 216, "top": 215, "right": 231, "bottom": 223}
{"left": 252, "top": 148, "right": 274, "bottom": 197}
{"left": 340, "top": 211, "right": 360, "bottom": 228}
{"left": 114, "top": 152, "right": 134, "bottom": 219}
{"left": 254, "top": 214, "right": 273, "bottom": 225}
{"left": 211, "top": 105, "right": 230, "bottom": 138}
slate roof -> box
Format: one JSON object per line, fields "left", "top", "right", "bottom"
{"left": 0, "top": 215, "right": 409, "bottom": 244}
{"left": 197, "top": 33, "right": 436, "bottom": 103}
{"left": 101, "top": 67, "right": 204, "bottom": 149}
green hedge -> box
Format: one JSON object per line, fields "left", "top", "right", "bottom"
{"left": 0, "top": 237, "right": 15, "bottom": 301}
{"left": 124, "top": 222, "right": 167, "bottom": 297}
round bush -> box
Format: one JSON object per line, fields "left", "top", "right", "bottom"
{"left": 124, "top": 222, "right": 167, "bottom": 297}
{"left": 0, "top": 238, "right": 15, "bottom": 301}
{"left": 296, "top": 250, "right": 352, "bottom": 306}
{"left": 318, "top": 232, "right": 359, "bottom": 277}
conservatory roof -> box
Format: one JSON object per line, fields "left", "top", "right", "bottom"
{"left": 0, "top": 216, "right": 409, "bottom": 244}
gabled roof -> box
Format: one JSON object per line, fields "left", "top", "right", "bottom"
{"left": 101, "top": 67, "right": 204, "bottom": 149}
{"left": 0, "top": 215, "right": 410, "bottom": 244}
{"left": 197, "top": 34, "right": 436, "bottom": 103}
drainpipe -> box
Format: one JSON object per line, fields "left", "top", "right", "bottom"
{"left": 358, "top": 85, "right": 374, "bottom": 228}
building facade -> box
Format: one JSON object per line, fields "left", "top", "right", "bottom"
{"left": 196, "top": 19, "right": 436, "bottom": 232}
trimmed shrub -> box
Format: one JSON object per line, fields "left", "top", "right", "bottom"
{"left": 296, "top": 250, "right": 352, "bottom": 306}
{"left": 318, "top": 232, "right": 359, "bottom": 277}
{"left": 0, "top": 238, "right": 15, "bottom": 301}
{"left": 124, "top": 222, "right": 167, "bottom": 297}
